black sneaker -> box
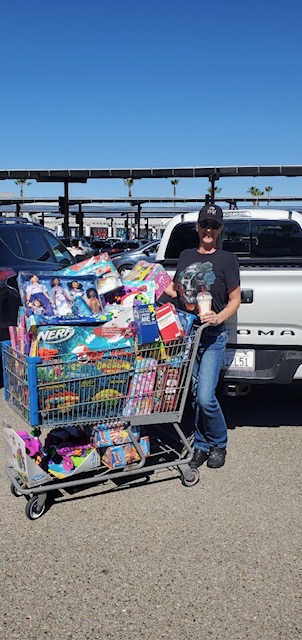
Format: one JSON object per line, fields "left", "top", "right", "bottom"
{"left": 190, "top": 448, "right": 209, "bottom": 469}
{"left": 207, "top": 447, "right": 226, "bottom": 468}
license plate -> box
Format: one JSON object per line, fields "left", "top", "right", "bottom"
{"left": 223, "top": 349, "right": 255, "bottom": 371}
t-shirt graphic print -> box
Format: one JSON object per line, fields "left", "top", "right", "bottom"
{"left": 174, "top": 248, "right": 240, "bottom": 314}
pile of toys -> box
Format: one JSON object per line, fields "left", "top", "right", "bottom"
{"left": 5, "top": 252, "right": 197, "bottom": 472}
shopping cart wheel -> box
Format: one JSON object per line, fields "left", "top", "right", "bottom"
{"left": 10, "top": 482, "right": 23, "bottom": 497}
{"left": 25, "top": 495, "right": 46, "bottom": 520}
{"left": 181, "top": 468, "right": 200, "bottom": 487}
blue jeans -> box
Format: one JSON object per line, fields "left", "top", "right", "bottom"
{"left": 191, "top": 327, "right": 228, "bottom": 452}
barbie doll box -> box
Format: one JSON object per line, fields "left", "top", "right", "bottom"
{"left": 17, "top": 271, "right": 104, "bottom": 323}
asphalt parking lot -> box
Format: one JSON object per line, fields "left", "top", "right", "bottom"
{"left": 0, "top": 383, "right": 301, "bottom": 640}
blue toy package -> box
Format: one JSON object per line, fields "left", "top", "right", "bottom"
{"left": 17, "top": 272, "right": 106, "bottom": 324}
{"left": 92, "top": 421, "right": 140, "bottom": 447}
{"left": 133, "top": 304, "right": 159, "bottom": 344}
{"left": 177, "top": 309, "right": 196, "bottom": 335}
{"left": 37, "top": 324, "right": 134, "bottom": 358}
{"left": 61, "top": 254, "right": 119, "bottom": 278}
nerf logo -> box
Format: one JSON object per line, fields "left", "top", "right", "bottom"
{"left": 38, "top": 327, "right": 75, "bottom": 343}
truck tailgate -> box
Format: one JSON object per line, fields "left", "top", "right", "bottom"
{"left": 228, "top": 269, "right": 302, "bottom": 346}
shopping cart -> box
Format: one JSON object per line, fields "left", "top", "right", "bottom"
{"left": 3, "top": 324, "right": 204, "bottom": 520}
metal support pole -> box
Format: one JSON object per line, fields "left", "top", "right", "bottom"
{"left": 16, "top": 203, "right": 20, "bottom": 217}
{"left": 78, "top": 203, "right": 84, "bottom": 236}
{"left": 63, "top": 180, "right": 69, "bottom": 237}
{"left": 210, "top": 176, "right": 215, "bottom": 203}
{"left": 125, "top": 213, "right": 129, "bottom": 240}
{"left": 136, "top": 202, "right": 141, "bottom": 239}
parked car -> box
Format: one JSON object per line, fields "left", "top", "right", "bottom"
{"left": 90, "top": 238, "right": 118, "bottom": 256}
{"left": 59, "top": 236, "right": 94, "bottom": 259}
{"left": 0, "top": 217, "right": 75, "bottom": 345}
{"left": 111, "top": 240, "right": 160, "bottom": 275}
{"left": 109, "top": 240, "right": 146, "bottom": 256}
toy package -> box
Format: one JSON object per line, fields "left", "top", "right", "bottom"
{"left": 92, "top": 421, "right": 140, "bottom": 447}
{"left": 37, "top": 324, "right": 134, "bottom": 359}
{"left": 61, "top": 253, "right": 118, "bottom": 278}
{"left": 120, "top": 280, "right": 155, "bottom": 306}
{"left": 177, "top": 309, "right": 196, "bottom": 336}
{"left": 133, "top": 304, "right": 159, "bottom": 344}
{"left": 153, "top": 363, "right": 182, "bottom": 413}
{"left": 126, "top": 261, "right": 172, "bottom": 299}
{"left": 18, "top": 272, "right": 105, "bottom": 324}
{"left": 101, "top": 435, "right": 150, "bottom": 469}
{"left": 123, "top": 357, "right": 157, "bottom": 416}
{"left": 4, "top": 424, "right": 101, "bottom": 486}
{"left": 96, "top": 273, "right": 123, "bottom": 297}
{"left": 156, "top": 303, "right": 185, "bottom": 342}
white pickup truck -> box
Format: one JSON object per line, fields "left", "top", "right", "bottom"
{"left": 156, "top": 208, "right": 302, "bottom": 396}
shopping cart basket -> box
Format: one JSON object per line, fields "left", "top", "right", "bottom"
{"left": 3, "top": 324, "right": 205, "bottom": 520}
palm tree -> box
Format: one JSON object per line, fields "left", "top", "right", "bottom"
{"left": 247, "top": 186, "right": 264, "bottom": 206}
{"left": 14, "top": 179, "right": 32, "bottom": 198}
{"left": 265, "top": 186, "right": 273, "bottom": 205}
{"left": 207, "top": 186, "right": 222, "bottom": 195}
{"left": 123, "top": 178, "right": 134, "bottom": 198}
{"left": 171, "top": 179, "right": 180, "bottom": 199}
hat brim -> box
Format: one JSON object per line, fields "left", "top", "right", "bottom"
{"left": 198, "top": 214, "right": 223, "bottom": 226}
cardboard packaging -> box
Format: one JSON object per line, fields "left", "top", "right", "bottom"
{"left": 133, "top": 304, "right": 159, "bottom": 344}
{"left": 101, "top": 435, "right": 150, "bottom": 469}
{"left": 155, "top": 303, "right": 185, "bottom": 342}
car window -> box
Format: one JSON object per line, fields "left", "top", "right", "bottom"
{"left": 251, "top": 220, "right": 302, "bottom": 257}
{"left": 18, "top": 229, "right": 53, "bottom": 262}
{"left": 221, "top": 221, "right": 251, "bottom": 254}
{"left": 46, "top": 233, "right": 74, "bottom": 265}
{"left": 165, "top": 222, "right": 199, "bottom": 259}
{"left": 164, "top": 219, "right": 302, "bottom": 260}
{"left": 0, "top": 228, "right": 23, "bottom": 261}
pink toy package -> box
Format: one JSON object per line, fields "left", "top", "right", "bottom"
{"left": 125, "top": 261, "right": 172, "bottom": 300}
{"left": 143, "top": 263, "right": 172, "bottom": 299}
{"left": 123, "top": 357, "right": 157, "bottom": 416}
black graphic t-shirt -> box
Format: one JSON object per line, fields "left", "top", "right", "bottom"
{"left": 174, "top": 248, "right": 240, "bottom": 319}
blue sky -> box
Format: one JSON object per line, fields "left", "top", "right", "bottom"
{"left": 1, "top": 0, "right": 302, "bottom": 200}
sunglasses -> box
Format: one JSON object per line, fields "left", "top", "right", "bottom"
{"left": 199, "top": 219, "right": 221, "bottom": 230}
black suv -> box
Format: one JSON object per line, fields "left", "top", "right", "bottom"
{"left": 0, "top": 217, "right": 75, "bottom": 342}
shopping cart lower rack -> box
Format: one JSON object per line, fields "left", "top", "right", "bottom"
{"left": 3, "top": 325, "right": 204, "bottom": 520}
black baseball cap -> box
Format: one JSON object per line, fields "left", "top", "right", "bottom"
{"left": 198, "top": 204, "right": 223, "bottom": 225}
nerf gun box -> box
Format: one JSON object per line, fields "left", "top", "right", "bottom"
{"left": 37, "top": 324, "right": 134, "bottom": 359}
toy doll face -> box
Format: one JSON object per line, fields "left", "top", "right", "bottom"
{"left": 33, "top": 299, "right": 42, "bottom": 307}
{"left": 30, "top": 275, "right": 39, "bottom": 283}
{"left": 71, "top": 281, "right": 80, "bottom": 289}
{"left": 88, "top": 290, "right": 97, "bottom": 299}
{"left": 53, "top": 277, "right": 60, "bottom": 286}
